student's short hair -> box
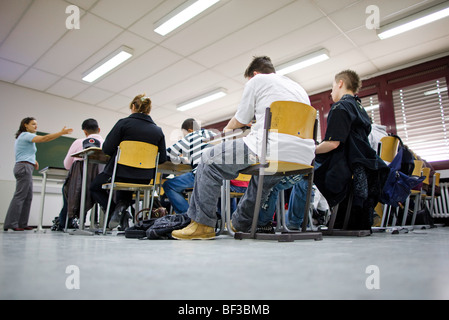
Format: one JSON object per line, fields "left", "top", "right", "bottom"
{"left": 81, "top": 118, "right": 99, "bottom": 133}
{"left": 335, "top": 70, "right": 362, "bottom": 93}
{"left": 244, "top": 56, "right": 276, "bottom": 78}
{"left": 181, "top": 118, "right": 200, "bottom": 132}
{"left": 130, "top": 94, "right": 152, "bottom": 114}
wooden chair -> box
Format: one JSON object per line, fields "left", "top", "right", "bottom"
{"left": 428, "top": 172, "right": 441, "bottom": 216}
{"left": 233, "top": 101, "right": 322, "bottom": 242}
{"left": 398, "top": 160, "right": 424, "bottom": 227}
{"left": 378, "top": 136, "right": 400, "bottom": 163}
{"left": 375, "top": 135, "right": 401, "bottom": 229}
{"left": 102, "top": 141, "right": 159, "bottom": 235}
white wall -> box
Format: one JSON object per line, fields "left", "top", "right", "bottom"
{"left": 0, "top": 81, "right": 124, "bottom": 227}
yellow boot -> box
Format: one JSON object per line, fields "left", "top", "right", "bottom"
{"left": 171, "top": 221, "right": 215, "bottom": 240}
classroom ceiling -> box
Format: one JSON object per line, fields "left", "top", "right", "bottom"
{"left": 1, "top": 0, "right": 449, "bottom": 134}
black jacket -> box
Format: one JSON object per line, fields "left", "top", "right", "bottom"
{"left": 314, "top": 95, "right": 389, "bottom": 208}
{"left": 102, "top": 113, "right": 167, "bottom": 181}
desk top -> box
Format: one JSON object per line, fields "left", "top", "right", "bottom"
{"left": 158, "top": 161, "right": 192, "bottom": 175}
{"left": 206, "top": 129, "right": 250, "bottom": 145}
{"left": 71, "top": 147, "right": 110, "bottom": 163}
{"left": 38, "top": 166, "right": 68, "bottom": 179}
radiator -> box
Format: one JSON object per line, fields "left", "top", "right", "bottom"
{"left": 432, "top": 182, "right": 449, "bottom": 218}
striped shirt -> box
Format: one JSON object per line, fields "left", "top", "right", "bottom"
{"left": 166, "top": 129, "right": 217, "bottom": 173}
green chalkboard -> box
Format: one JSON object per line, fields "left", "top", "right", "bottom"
{"left": 33, "top": 131, "right": 76, "bottom": 176}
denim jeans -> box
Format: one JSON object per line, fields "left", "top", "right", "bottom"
{"left": 258, "top": 174, "right": 304, "bottom": 226}
{"left": 187, "top": 138, "right": 283, "bottom": 230}
{"left": 258, "top": 162, "right": 321, "bottom": 229}
{"left": 162, "top": 171, "right": 195, "bottom": 214}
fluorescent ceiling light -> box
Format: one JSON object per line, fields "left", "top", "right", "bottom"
{"left": 177, "top": 88, "right": 227, "bottom": 111}
{"left": 276, "top": 49, "right": 330, "bottom": 76}
{"left": 82, "top": 46, "right": 133, "bottom": 83}
{"left": 154, "top": 0, "right": 220, "bottom": 36}
{"left": 377, "top": 3, "right": 449, "bottom": 40}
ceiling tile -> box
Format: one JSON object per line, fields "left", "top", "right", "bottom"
{"left": 90, "top": 0, "right": 162, "bottom": 29}
{"left": 128, "top": 0, "right": 187, "bottom": 43}
{"left": 34, "top": 13, "right": 123, "bottom": 76}
{"left": 0, "top": 58, "right": 28, "bottom": 83}
{"left": 97, "top": 94, "right": 133, "bottom": 111}
{"left": 93, "top": 43, "right": 179, "bottom": 93}
{"left": 120, "top": 58, "right": 206, "bottom": 98}
{"left": 15, "top": 68, "right": 60, "bottom": 91}
{"left": 0, "top": 0, "right": 71, "bottom": 65}
{"left": 0, "top": 0, "right": 32, "bottom": 44}
{"left": 73, "top": 86, "right": 115, "bottom": 105}
{"left": 161, "top": 0, "right": 294, "bottom": 57}
{"left": 66, "top": 0, "right": 97, "bottom": 11}
{"left": 46, "top": 77, "right": 90, "bottom": 99}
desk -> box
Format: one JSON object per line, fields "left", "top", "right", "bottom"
{"left": 206, "top": 129, "right": 250, "bottom": 145}
{"left": 37, "top": 167, "right": 68, "bottom": 233}
{"left": 70, "top": 147, "right": 109, "bottom": 235}
{"left": 158, "top": 161, "right": 192, "bottom": 176}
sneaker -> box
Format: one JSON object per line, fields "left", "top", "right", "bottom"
{"left": 109, "top": 202, "right": 128, "bottom": 229}
{"left": 256, "top": 222, "right": 275, "bottom": 234}
{"left": 171, "top": 221, "right": 215, "bottom": 240}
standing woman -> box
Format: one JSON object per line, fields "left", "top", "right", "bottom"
{"left": 3, "top": 117, "right": 73, "bottom": 231}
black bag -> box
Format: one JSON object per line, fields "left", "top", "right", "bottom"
{"left": 124, "top": 218, "right": 157, "bottom": 239}
{"left": 125, "top": 214, "right": 191, "bottom": 240}
{"left": 146, "top": 214, "right": 191, "bottom": 240}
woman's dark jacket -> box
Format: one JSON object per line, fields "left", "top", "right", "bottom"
{"left": 102, "top": 113, "right": 167, "bottom": 181}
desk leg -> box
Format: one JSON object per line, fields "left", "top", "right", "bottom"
{"left": 36, "top": 172, "right": 47, "bottom": 233}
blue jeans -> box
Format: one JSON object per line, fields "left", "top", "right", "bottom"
{"left": 217, "top": 185, "right": 248, "bottom": 216}
{"left": 163, "top": 172, "right": 195, "bottom": 214}
{"left": 258, "top": 162, "right": 321, "bottom": 228}
{"left": 258, "top": 175, "right": 304, "bottom": 226}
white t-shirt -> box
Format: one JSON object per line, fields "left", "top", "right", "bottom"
{"left": 234, "top": 73, "right": 315, "bottom": 165}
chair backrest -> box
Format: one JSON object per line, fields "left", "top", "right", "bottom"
{"left": 269, "top": 101, "right": 317, "bottom": 140}
{"left": 235, "top": 173, "right": 251, "bottom": 182}
{"left": 412, "top": 160, "right": 423, "bottom": 177}
{"left": 434, "top": 172, "right": 441, "bottom": 187}
{"left": 118, "top": 141, "right": 159, "bottom": 169}
{"left": 422, "top": 167, "right": 431, "bottom": 185}
{"left": 379, "top": 136, "right": 400, "bottom": 162}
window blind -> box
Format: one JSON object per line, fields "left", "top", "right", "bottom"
{"left": 393, "top": 78, "right": 449, "bottom": 162}
{"left": 360, "top": 94, "right": 381, "bottom": 125}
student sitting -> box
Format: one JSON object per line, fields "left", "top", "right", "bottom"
{"left": 163, "top": 118, "right": 217, "bottom": 214}
{"left": 290, "top": 70, "right": 389, "bottom": 230}
{"left": 57, "top": 119, "right": 104, "bottom": 230}
{"left": 171, "top": 56, "right": 314, "bottom": 240}
{"left": 90, "top": 95, "right": 167, "bottom": 230}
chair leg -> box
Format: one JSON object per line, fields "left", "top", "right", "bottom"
{"left": 249, "top": 175, "right": 265, "bottom": 239}
{"left": 102, "top": 187, "right": 115, "bottom": 235}
{"left": 301, "top": 173, "right": 313, "bottom": 232}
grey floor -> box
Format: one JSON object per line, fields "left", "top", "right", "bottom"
{"left": 1, "top": 226, "right": 449, "bottom": 300}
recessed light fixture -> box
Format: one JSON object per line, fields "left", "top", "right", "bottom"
{"left": 377, "top": 2, "right": 449, "bottom": 40}
{"left": 276, "top": 49, "right": 330, "bottom": 76}
{"left": 82, "top": 46, "right": 133, "bottom": 83}
{"left": 154, "top": 0, "right": 220, "bottom": 36}
{"left": 177, "top": 88, "right": 227, "bottom": 111}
